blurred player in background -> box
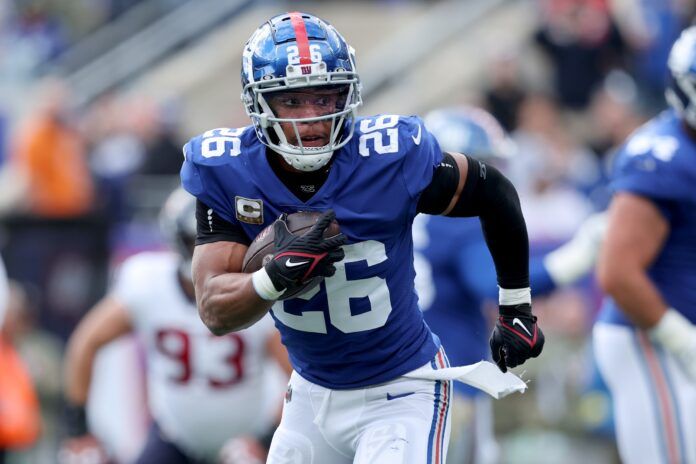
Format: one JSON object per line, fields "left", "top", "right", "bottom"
{"left": 182, "top": 12, "right": 543, "bottom": 463}
{"left": 0, "top": 257, "right": 41, "bottom": 461}
{"left": 417, "top": 107, "right": 606, "bottom": 464}
{"left": 595, "top": 26, "right": 696, "bottom": 464}
{"left": 60, "top": 188, "right": 290, "bottom": 464}
{"left": 0, "top": 256, "right": 7, "bottom": 331}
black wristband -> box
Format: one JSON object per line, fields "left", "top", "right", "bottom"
{"left": 64, "top": 402, "right": 88, "bottom": 437}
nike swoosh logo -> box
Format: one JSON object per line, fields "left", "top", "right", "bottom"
{"left": 285, "top": 259, "right": 309, "bottom": 268}
{"left": 512, "top": 318, "right": 532, "bottom": 337}
{"left": 411, "top": 124, "right": 422, "bottom": 145}
{"left": 386, "top": 392, "right": 415, "bottom": 401}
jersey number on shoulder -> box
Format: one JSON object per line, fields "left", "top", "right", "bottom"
{"left": 155, "top": 329, "right": 245, "bottom": 388}
{"left": 358, "top": 116, "right": 399, "bottom": 157}
{"left": 272, "top": 241, "right": 392, "bottom": 334}
{"left": 626, "top": 135, "right": 678, "bottom": 162}
{"left": 201, "top": 128, "right": 244, "bottom": 158}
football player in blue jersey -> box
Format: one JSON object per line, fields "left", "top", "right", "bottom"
{"left": 181, "top": 12, "right": 544, "bottom": 463}
{"left": 417, "top": 107, "right": 606, "bottom": 464}
{"left": 594, "top": 26, "right": 696, "bottom": 464}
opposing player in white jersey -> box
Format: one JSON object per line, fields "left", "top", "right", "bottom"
{"left": 60, "top": 188, "right": 290, "bottom": 464}
{"left": 595, "top": 26, "right": 696, "bottom": 464}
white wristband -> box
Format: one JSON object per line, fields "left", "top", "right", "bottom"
{"left": 252, "top": 268, "right": 285, "bottom": 301}
{"left": 648, "top": 308, "right": 694, "bottom": 351}
{"left": 499, "top": 287, "right": 531, "bottom": 306}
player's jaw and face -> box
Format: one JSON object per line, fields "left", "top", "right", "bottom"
{"left": 266, "top": 86, "right": 348, "bottom": 148}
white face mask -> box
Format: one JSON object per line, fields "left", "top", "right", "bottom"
{"left": 244, "top": 78, "right": 362, "bottom": 172}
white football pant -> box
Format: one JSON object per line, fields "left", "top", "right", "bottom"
{"left": 268, "top": 347, "right": 452, "bottom": 464}
{"left": 594, "top": 322, "right": 696, "bottom": 464}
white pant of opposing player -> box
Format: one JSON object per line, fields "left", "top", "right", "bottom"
{"left": 268, "top": 347, "right": 452, "bottom": 464}
{"left": 594, "top": 322, "right": 696, "bottom": 464}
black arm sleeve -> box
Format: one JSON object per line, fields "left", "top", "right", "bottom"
{"left": 417, "top": 153, "right": 460, "bottom": 215}
{"left": 195, "top": 200, "right": 251, "bottom": 246}
{"left": 418, "top": 154, "right": 529, "bottom": 289}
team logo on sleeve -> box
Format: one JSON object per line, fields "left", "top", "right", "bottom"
{"left": 235, "top": 196, "right": 264, "bottom": 224}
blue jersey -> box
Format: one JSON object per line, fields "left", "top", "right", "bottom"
{"left": 413, "top": 216, "right": 490, "bottom": 398}
{"left": 181, "top": 115, "right": 443, "bottom": 389}
{"left": 414, "top": 215, "right": 558, "bottom": 396}
{"left": 598, "top": 110, "right": 696, "bottom": 326}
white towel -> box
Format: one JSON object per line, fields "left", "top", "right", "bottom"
{"left": 403, "top": 361, "right": 527, "bottom": 399}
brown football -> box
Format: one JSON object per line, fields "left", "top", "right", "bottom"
{"left": 242, "top": 211, "right": 341, "bottom": 299}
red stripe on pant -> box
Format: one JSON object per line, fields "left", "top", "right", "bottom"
{"left": 433, "top": 349, "right": 449, "bottom": 464}
{"left": 637, "top": 332, "right": 682, "bottom": 464}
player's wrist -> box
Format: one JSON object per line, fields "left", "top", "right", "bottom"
{"left": 498, "top": 287, "right": 531, "bottom": 307}
{"left": 648, "top": 308, "right": 695, "bottom": 351}
{"left": 252, "top": 268, "right": 286, "bottom": 301}
{"left": 498, "top": 303, "right": 533, "bottom": 319}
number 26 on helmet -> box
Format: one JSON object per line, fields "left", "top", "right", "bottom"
{"left": 240, "top": 12, "right": 362, "bottom": 172}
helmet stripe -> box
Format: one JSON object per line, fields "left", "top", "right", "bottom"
{"left": 289, "top": 12, "right": 312, "bottom": 64}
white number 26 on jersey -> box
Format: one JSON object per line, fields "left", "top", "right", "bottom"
{"left": 201, "top": 128, "right": 243, "bottom": 158}
{"left": 358, "top": 115, "right": 400, "bottom": 157}
{"left": 271, "top": 240, "right": 392, "bottom": 334}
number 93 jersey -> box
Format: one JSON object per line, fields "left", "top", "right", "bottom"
{"left": 113, "top": 252, "right": 279, "bottom": 460}
{"left": 181, "top": 115, "right": 444, "bottom": 389}
{"left": 599, "top": 109, "right": 696, "bottom": 327}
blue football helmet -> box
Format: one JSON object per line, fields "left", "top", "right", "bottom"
{"left": 666, "top": 26, "right": 696, "bottom": 128}
{"left": 241, "top": 12, "right": 362, "bottom": 171}
{"left": 423, "top": 106, "right": 513, "bottom": 162}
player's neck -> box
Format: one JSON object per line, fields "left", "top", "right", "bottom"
{"left": 266, "top": 149, "right": 332, "bottom": 202}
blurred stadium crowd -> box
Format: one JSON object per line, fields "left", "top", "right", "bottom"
{"left": 0, "top": 0, "right": 692, "bottom": 463}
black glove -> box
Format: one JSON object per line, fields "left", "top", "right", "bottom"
{"left": 490, "top": 303, "right": 544, "bottom": 372}
{"left": 264, "top": 210, "right": 346, "bottom": 295}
